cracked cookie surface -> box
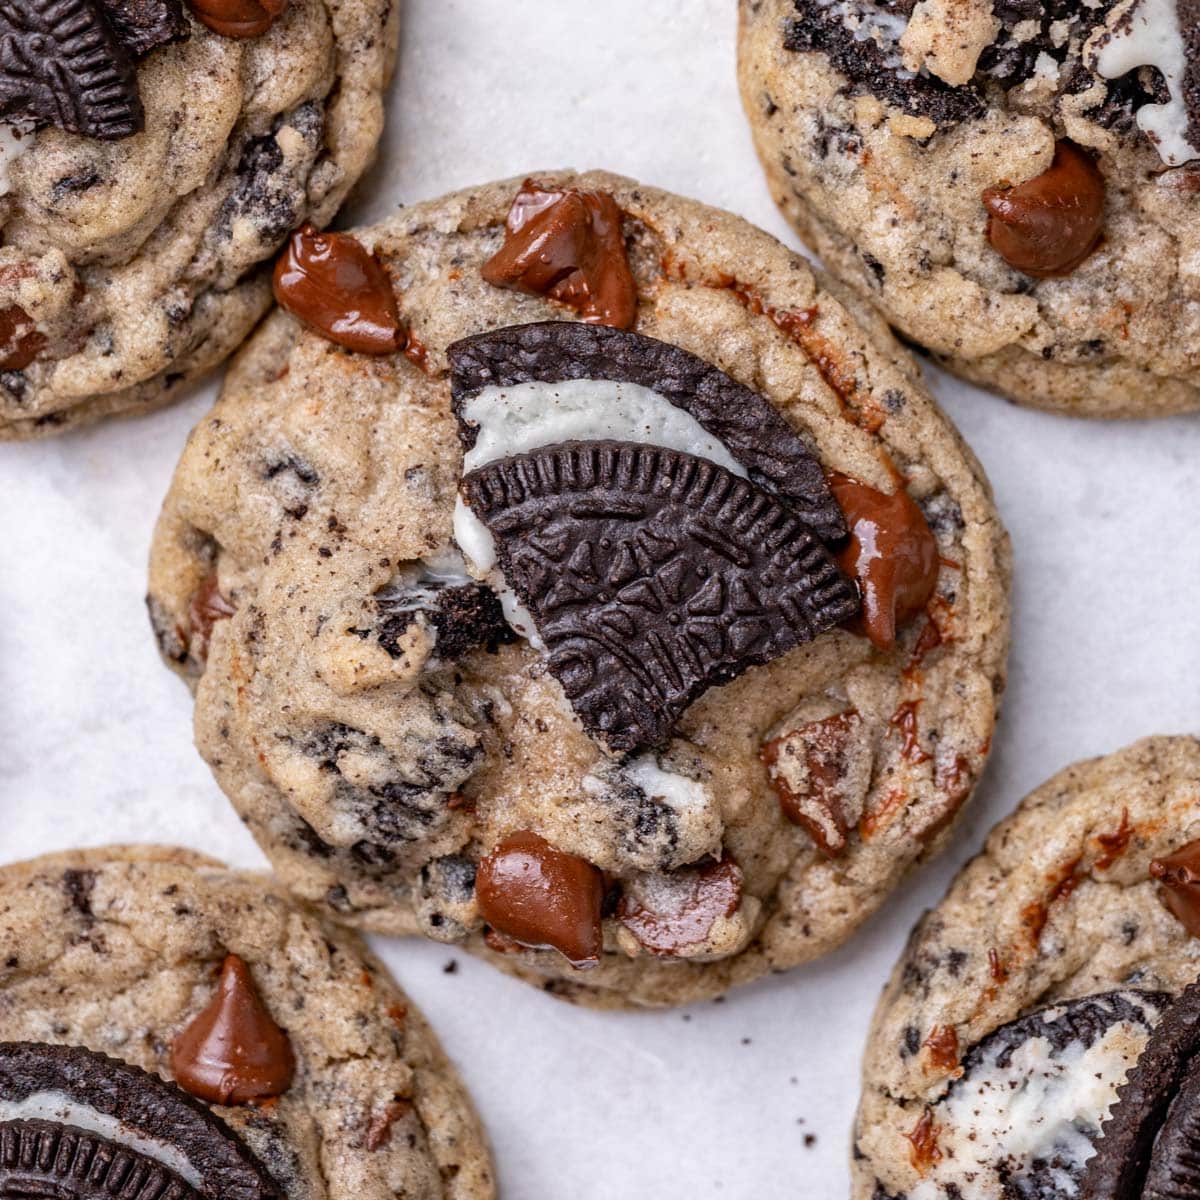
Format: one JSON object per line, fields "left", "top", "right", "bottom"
{"left": 0, "top": 0, "right": 397, "bottom": 440}
{"left": 0, "top": 844, "right": 493, "bottom": 1199}
{"left": 739, "top": 0, "right": 1200, "bottom": 417}
{"left": 147, "top": 170, "right": 1010, "bottom": 1008}
{"left": 854, "top": 735, "right": 1200, "bottom": 1199}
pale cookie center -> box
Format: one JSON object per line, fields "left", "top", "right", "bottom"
{"left": 453, "top": 378, "right": 748, "bottom": 649}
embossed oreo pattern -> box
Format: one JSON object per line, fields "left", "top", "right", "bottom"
{"left": 0, "top": 1119, "right": 200, "bottom": 1199}
{"left": 449, "top": 322, "right": 847, "bottom": 542}
{"left": 461, "top": 441, "right": 860, "bottom": 753}
{"left": 0, "top": 0, "right": 144, "bottom": 140}
{"left": 0, "top": 1043, "right": 280, "bottom": 1200}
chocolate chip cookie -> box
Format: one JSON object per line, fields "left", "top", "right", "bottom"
{"left": 0, "top": 0, "right": 397, "bottom": 439}
{"left": 147, "top": 170, "right": 1010, "bottom": 1008}
{"left": 740, "top": 0, "right": 1200, "bottom": 417}
{"left": 854, "top": 735, "right": 1200, "bottom": 1199}
{"left": 0, "top": 844, "right": 493, "bottom": 1198}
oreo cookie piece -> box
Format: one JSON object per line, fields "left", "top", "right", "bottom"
{"left": 0, "top": 0, "right": 143, "bottom": 140}
{"left": 0, "top": 1041, "right": 280, "bottom": 1199}
{"left": 921, "top": 991, "right": 1167, "bottom": 1199}
{"left": 1080, "top": 978, "right": 1200, "bottom": 1199}
{"left": 783, "top": 0, "right": 985, "bottom": 127}
{"left": 97, "top": 0, "right": 190, "bottom": 58}
{"left": 459, "top": 441, "right": 859, "bottom": 753}
{"left": 449, "top": 321, "right": 847, "bottom": 543}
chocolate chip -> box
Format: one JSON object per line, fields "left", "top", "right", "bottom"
{"left": 0, "top": 1041, "right": 280, "bottom": 1198}
{"left": 481, "top": 181, "right": 638, "bottom": 329}
{"left": 461, "top": 442, "right": 859, "bottom": 753}
{"left": 1150, "top": 837, "right": 1200, "bottom": 938}
{"left": 273, "top": 224, "right": 405, "bottom": 355}
{"left": 476, "top": 831, "right": 605, "bottom": 967}
{"left": 186, "top": 0, "right": 287, "bottom": 39}
{"left": 0, "top": 1, "right": 144, "bottom": 141}
{"left": 171, "top": 955, "right": 295, "bottom": 1106}
{"left": 449, "top": 321, "right": 847, "bottom": 543}
{"left": 983, "top": 142, "right": 1107, "bottom": 279}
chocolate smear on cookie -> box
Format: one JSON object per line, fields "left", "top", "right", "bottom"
{"left": 1080, "top": 979, "right": 1200, "bottom": 1198}
{"left": 1151, "top": 837, "right": 1200, "bottom": 936}
{"left": 0, "top": 1041, "right": 280, "bottom": 1199}
{"left": 0, "top": 0, "right": 144, "bottom": 141}
{"left": 459, "top": 441, "right": 859, "bottom": 753}
{"left": 481, "top": 181, "right": 638, "bottom": 329}
{"left": 450, "top": 322, "right": 846, "bottom": 542}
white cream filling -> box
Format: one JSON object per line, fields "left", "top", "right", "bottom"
{"left": 910, "top": 1005, "right": 1153, "bottom": 1198}
{"left": 621, "top": 755, "right": 712, "bottom": 817}
{"left": 0, "top": 1091, "right": 203, "bottom": 1187}
{"left": 1095, "top": 0, "right": 1199, "bottom": 166}
{"left": 0, "top": 125, "right": 33, "bottom": 198}
{"left": 453, "top": 378, "right": 748, "bottom": 648}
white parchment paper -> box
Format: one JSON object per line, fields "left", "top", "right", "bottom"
{"left": 2, "top": 3, "right": 1199, "bottom": 1196}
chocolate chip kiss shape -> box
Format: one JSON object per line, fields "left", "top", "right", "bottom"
{"left": 0, "top": 0, "right": 144, "bottom": 141}
{"left": 449, "top": 322, "right": 847, "bottom": 543}
{"left": 171, "top": 955, "right": 295, "bottom": 1106}
{"left": 460, "top": 441, "right": 859, "bottom": 754}
{"left": 0, "top": 1042, "right": 280, "bottom": 1199}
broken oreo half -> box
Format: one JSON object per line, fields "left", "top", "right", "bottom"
{"left": 907, "top": 990, "right": 1168, "bottom": 1199}
{"left": 460, "top": 441, "right": 858, "bottom": 753}
{"left": 449, "top": 321, "right": 846, "bottom": 543}
{"left": 0, "top": 1041, "right": 280, "bottom": 1200}
{"left": 1080, "top": 977, "right": 1200, "bottom": 1199}
{"left": 0, "top": 0, "right": 189, "bottom": 143}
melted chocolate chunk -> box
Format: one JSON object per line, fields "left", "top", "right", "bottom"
{"left": 0, "top": 1042, "right": 280, "bottom": 1199}
{"left": 97, "top": 0, "right": 189, "bottom": 57}
{"left": 449, "top": 321, "right": 847, "bottom": 543}
{"left": 0, "top": 0, "right": 144, "bottom": 140}
{"left": 784, "top": 0, "right": 985, "bottom": 126}
{"left": 460, "top": 441, "right": 859, "bottom": 753}
{"left": 1080, "top": 979, "right": 1200, "bottom": 1199}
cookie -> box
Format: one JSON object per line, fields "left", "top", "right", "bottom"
{"left": 0, "top": 0, "right": 398, "bottom": 439}
{"left": 0, "top": 845, "right": 494, "bottom": 1198}
{"left": 147, "top": 170, "right": 1010, "bottom": 1008}
{"left": 739, "top": 0, "right": 1200, "bottom": 417}
{"left": 854, "top": 735, "right": 1200, "bottom": 1198}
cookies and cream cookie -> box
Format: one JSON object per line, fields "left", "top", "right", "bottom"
{"left": 739, "top": 0, "right": 1200, "bottom": 417}
{"left": 0, "top": 844, "right": 493, "bottom": 1199}
{"left": 854, "top": 735, "right": 1200, "bottom": 1199}
{"left": 147, "top": 170, "right": 1010, "bottom": 1008}
{"left": 0, "top": 0, "right": 397, "bottom": 439}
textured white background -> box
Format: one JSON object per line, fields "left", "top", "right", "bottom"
{"left": 3, "top": 2, "right": 1200, "bottom": 1196}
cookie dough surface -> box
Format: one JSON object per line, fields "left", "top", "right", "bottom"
{"left": 147, "top": 170, "right": 1010, "bottom": 1008}
{"left": 739, "top": 0, "right": 1200, "bottom": 417}
{"left": 855, "top": 735, "right": 1200, "bottom": 1199}
{"left": 0, "top": 0, "right": 397, "bottom": 440}
{"left": 0, "top": 844, "right": 493, "bottom": 1199}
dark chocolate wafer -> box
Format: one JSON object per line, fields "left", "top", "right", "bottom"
{"left": 448, "top": 321, "right": 847, "bottom": 543}
{"left": 460, "top": 440, "right": 859, "bottom": 753}
{"left": 1080, "top": 978, "right": 1200, "bottom": 1199}
{"left": 0, "top": 1042, "right": 280, "bottom": 1200}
